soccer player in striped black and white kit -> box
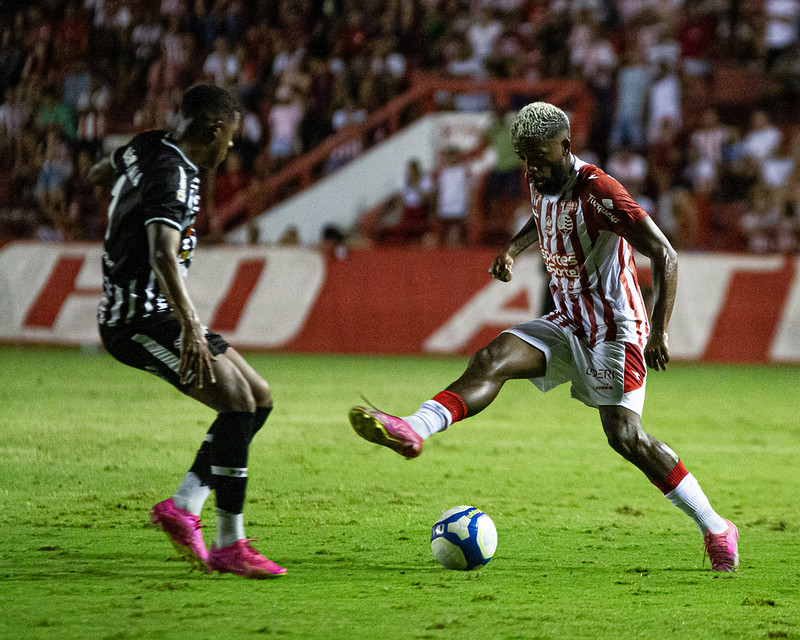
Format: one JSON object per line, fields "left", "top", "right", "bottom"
{"left": 350, "top": 102, "right": 739, "bottom": 571}
{"left": 91, "top": 84, "right": 285, "bottom": 578}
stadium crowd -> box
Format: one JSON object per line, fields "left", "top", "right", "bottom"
{"left": 1, "top": 0, "right": 799, "bottom": 253}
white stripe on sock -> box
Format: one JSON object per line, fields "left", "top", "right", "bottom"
{"left": 210, "top": 465, "right": 248, "bottom": 478}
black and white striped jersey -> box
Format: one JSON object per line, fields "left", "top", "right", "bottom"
{"left": 98, "top": 130, "right": 201, "bottom": 327}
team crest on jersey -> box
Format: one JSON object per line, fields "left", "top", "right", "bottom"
{"left": 557, "top": 202, "right": 577, "bottom": 236}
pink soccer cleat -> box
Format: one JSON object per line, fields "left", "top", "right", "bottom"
{"left": 703, "top": 519, "right": 740, "bottom": 572}
{"left": 208, "top": 539, "right": 287, "bottom": 579}
{"left": 150, "top": 498, "right": 210, "bottom": 573}
{"left": 348, "top": 406, "right": 423, "bottom": 459}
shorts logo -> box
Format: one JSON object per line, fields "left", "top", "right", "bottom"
{"left": 587, "top": 366, "right": 614, "bottom": 390}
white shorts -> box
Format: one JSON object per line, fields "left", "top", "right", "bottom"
{"left": 503, "top": 318, "right": 647, "bottom": 416}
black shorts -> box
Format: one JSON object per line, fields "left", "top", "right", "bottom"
{"left": 99, "top": 314, "right": 229, "bottom": 388}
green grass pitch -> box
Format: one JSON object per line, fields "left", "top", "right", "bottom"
{"left": 1, "top": 347, "right": 799, "bottom": 640}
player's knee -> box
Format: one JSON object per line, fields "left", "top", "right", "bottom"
{"left": 250, "top": 378, "right": 271, "bottom": 408}
{"left": 469, "top": 345, "right": 495, "bottom": 374}
{"left": 469, "top": 335, "right": 517, "bottom": 378}
{"left": 605, "top": 419, "right": 644, "bottom": 460}
{"left": 219, "top": 376, "right": 257, "bottom": 413}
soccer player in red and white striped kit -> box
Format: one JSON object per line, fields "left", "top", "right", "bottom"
{"left": 350, "top": 101, "right": 739, "bottom": 571}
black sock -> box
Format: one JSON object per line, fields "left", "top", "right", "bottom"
{"left": 210, "top": 411, "right": 254, "bottom": 514}
{"left": 188, "top": 419, "right": 220, "bottom": 487}
{"left": 249, "top": 405, "right": 272, "bottom": 443}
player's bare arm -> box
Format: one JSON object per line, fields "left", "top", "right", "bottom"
{"left": 626, "top": 216, "right": 678, "bottom": 372}
{"left": 88, "top": 157, "right": 116, "bottom": 188}
{"left": 146, "top": 222, "right": 217, "bottom": 388}
{"left": 489, "top": 215, "right": 539, "bottom": 282}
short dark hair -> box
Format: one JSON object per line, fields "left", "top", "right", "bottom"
{"left": 181, "top": 84, "right": 239, "bottom": 129}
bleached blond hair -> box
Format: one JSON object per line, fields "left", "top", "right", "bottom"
{"left": 510, "top": 102, "right": 570, "bottom": 144}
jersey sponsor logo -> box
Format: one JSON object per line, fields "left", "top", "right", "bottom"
{"left": 540, "top": 246, "right": 579, "bottom": 278}
{"left": 587, "top": 194, "right": 619, "bottom": 224}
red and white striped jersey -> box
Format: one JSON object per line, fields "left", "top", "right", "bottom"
{"left": 530, "top": 156, "right": 650, "bottom": 348}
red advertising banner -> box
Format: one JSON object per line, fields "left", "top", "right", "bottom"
{"left": 0, "top": 242, "right": 798, "bottom": 363}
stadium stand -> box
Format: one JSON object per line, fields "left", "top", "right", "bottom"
{"left": 1, "top": 0, "right": 799, "bottom": 253}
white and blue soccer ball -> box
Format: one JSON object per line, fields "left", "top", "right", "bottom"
{"left": 430, "top": 506, "right": 497, "bottom": 570}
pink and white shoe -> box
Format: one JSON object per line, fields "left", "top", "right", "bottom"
{"left": 150, "top": 498, "right": 210, "bottom": 573}
{"left": 704, "top": 519, "right": 739, "bottom": 572}
{"left": 348, "top": 406, "right": 423, "bottom": 459}
{"left": 208, "top": 539, "right": 287, "bottom": 579}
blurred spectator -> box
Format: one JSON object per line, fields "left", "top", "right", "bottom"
{"left": 609, "top": 47, "right": 650, "bottom": 151}
{"left": 376, "top": 158, "right": 434, "bottom": 245}
{"left": 730, "top": 110, "right": 784, "bottom": 183}
{"left": 434, "top": 146, "right": 472, "bottom": 248}
{"left": 466, "top": 8, "right": 503, "bottom": 71}
{"left": 267, "top": 84, "right": 304, "bottom": 170}
{"left": 203, "top": 36, "right": 239, "bottom": 90}
{"left": 647, "top": 61, "right": 681, "bottom": 145}
{"left": 206, "top": 150, "right": 253, "bottom": 237}
{"left": 482, "top": 106, "right": 522, "bottom": 244}
{"left": 764, "top": 0, "right": 800, "bottom": 71}
{"left": 677, "top": 3, "right": 719, "bottom": 77}
{"left": 67, "top": 149, "right": 104, "bottom": 240}
{"left": 688, "top": 107, "right": 731, "bottom": 191}
{"left": 38, "top": 86, "right": 76, "bottom": 141}
{"left": 35, "top": 129, "right": 74, "bottom": 241}
{"left": 740, "top": 183, "right": 784, "bottom": 253}
{"left": 607, "top": 147, "right": 648, "bottom": 196}
{"left": 324, "top": 100, "right": 365, "bottom": 174}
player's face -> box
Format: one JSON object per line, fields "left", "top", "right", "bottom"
{"left": 514, "top": 135, "right": 571, "bottom": 195}
{"left": 207, "top": 112, "right": 241, "bottom": 169}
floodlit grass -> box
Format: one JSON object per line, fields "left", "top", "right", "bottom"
{"left": 1, "top": 347, "right": 799, "bottom": 639}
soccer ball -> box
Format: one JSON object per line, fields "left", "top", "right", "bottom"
{"left": 430, "top": 506, "right": 497, "bottom": 570}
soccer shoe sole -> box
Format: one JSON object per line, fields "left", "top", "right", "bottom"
{"left": 150, "top": 513, "right": 212, "bottom": 574}
{"left": 212, "top": 564, "right": 287, "bottom": 579}
{"left": 348, "top": 407, "right": 421, "bottom": 459}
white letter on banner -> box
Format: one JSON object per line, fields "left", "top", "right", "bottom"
{"left": 423, "top": 255, "right": 545, "bottom": 353}
{"left": 188, "top": 247, "right": 325, "bottom": 347}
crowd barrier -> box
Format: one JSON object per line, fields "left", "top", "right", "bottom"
{"left": 1, "top": 242, "right": 797, "bottom": 363}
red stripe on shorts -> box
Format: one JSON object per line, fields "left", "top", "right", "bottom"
{"left": 623, "top": 342, "right": 646, "bottom": 392}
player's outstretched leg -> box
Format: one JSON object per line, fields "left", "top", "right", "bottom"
{"left": 150, "top": 498, "right": 210, "bottom": 573}
{"left": 348, "top": 406, "right": 423, "bottom": 459}
{"left": 350, "top": 335, "right": 546, "bottom": 458}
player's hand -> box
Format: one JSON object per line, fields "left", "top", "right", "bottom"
{"left": 489, "top": 252, "right": 514, "bottom": 282}
{"left": 179, "top": 322, "right": 217, "bottom": 388}
{"left": 644, "top": 331, "right": 670, "bottom": 371}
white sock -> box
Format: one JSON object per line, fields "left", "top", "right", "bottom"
{"left": 216, "top": 509, "right": 245, "bottom": 548}
{"left": 172, "top": 472, "right": 211, "bottom": 516}
{"left": 665, "top": 473, "right": 729, "bottom": 534}
{"left": 403, "top": 400, "right": 452, "bottom": 440}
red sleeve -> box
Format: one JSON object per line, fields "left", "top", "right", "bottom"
{"left": 578, "top": 166, "right": 647, "bottom": 238}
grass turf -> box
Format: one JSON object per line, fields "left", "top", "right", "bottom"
{"left": 1, "top": 348, "right": 799, "bottom": 639}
